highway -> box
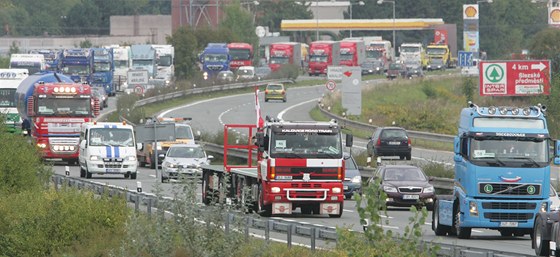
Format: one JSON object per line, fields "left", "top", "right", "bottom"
{"left": 51, "top": 80, "right": 537, "bottom": 255}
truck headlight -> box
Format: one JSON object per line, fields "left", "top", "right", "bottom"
{"left": 423, "top": 186, "right": 434, "bottom": 194}
{"left": 126, "top": 156, "right": 136, "bottom": 161}
{"left": 90, "top": 155, "right": 100, "bottom": 161}
{"left": 469, "top": 201, "right": 478, "bottom": 216}
{"left": 383, "top": 185, "right": 397, "bottom": 193}
{"left": 332, "top": 187, "right": 342, "bottom": 193}
{"left": 351, "top": 176, "right": 362, "bottom": 184}
{"left": 271, "top": 187, "right": 281, "bottom": 193}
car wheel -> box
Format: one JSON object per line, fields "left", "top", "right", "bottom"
{"left": 85, "top": 167, "right": 92, "bottom": 179}
{"left": 406, "top": 153, "right": 412, "bottom": 160}
{"left": 80, "top": 167, "right": 85, "bottom": 178}
{"left": 265, "top": 98, "right": 269, "bottom": 102}
{"left": 399, "top": 155, "right": 405, "bottom": 160}
{"left": 124, "top": 173, "right": 130, "bottom": 179}
{"left": 130, "top": 172, "right": 137, "bottom": 180}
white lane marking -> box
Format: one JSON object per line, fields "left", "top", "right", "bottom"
{"left": 277, "top": 98, "right": 321, "bottom": 120}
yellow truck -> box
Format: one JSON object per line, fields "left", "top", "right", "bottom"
{"left": 425, "top": 44, "right": 457, "bottom": 70}
{"left": 137, "top": 117, "right": 198, "bottom": 169}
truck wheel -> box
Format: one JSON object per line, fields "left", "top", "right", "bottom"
{"left": 258, "top": 184, "right": 272, "bottom": 217}
{"left": 432, "top": 200, "right": 450, "bottom": 236}
{"left": 454, "top": 203, "right": 471, "bottom": 239}
{"left": 130, "top": 172, "right": 137, "bottom": 180}
{"left": 85, "top": 167, "right": 92, "bottom": 179}
{"left": 534, "top": 216, "right": 550, "bottom": 256}
{"left": 329, "top": 202, "right": 343, "bottom": 218}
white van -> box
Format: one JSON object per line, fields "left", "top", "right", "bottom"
{"left": 79, "top": 122, "right": 140, "bottom": 179}
{"left": 236, "top": 66, "right": 255, "bottom": 81}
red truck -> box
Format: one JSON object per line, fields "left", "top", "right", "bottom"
{"left": 339, "top": 40, "right": 366, "bottom": 67}
{"left": 201, "top": 89, "right": 353, "bottom": 217}
{"left": 307, "top": 41, "right": 340, "bottom": 76}
{"left": 227, "top": 42, "right": 253, "bottom": 71}
{"left": 16, "top": 72, "right": 99, "bottom": 164}
{"left": 268, "top": 42, "right": 302, "bottom": 73}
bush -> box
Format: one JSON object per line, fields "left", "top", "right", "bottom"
{"left": 270, "top": 64, "right": 300, "bottom": 80}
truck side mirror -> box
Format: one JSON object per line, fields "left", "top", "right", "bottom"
{"left": 554, "top": 140, "right": 560, "bottom": 165}
{"left": 137, "top": 143, "right": 143, "bottom": 151}
{"left": 80, "top": 140, "right": 87, "bottom": 149}
{"left": 345, "top": 134, "right": 353, "bottom": 147}
{"left": 255, "top": 132, "right": 265, "bottom": 151}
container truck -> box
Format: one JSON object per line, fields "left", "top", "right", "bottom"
{"left": 0, "top": 69, "right": 28, "bottom": 133}
{"left": 59, "top": 49, "right": 93, "bottom": 83}
{"left": 15, "top": 72, "right": 99, "bottom": 164}
{"left": 91, "top": 48, "right": 115, "bottom": 96}
{"left": 201, "top": 89, "right": 353, "bottom": 217}
{"left": 9, "top": 54, "right": 46, "bottom": 75}
{"left": 200, "top": 43, "right": 231, "bottom": 79}
{"left": 432, "top": 102, "right": 557, "bottom": 240}
{"left": 339, "top": 39, "right": 365, "bottom": 67}
{"left": 308, "top": 41, "right": 340, "bottom": 76}
{"left": 227, "top": 42, "right": 253, "bottom": 71}
{"left": 131, "top": 44, "right": 157, "bottom": 79}
{"left": 152, "top": 44, "right": 175, "bottom": 87}
{"left": 268, "top": 42, "right": 302, "bottom": 73}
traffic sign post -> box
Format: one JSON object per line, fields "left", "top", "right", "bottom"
{"left": 458, "top": 51, "right": 474, "bottom": 67}
{"left": 479, "top": 60, "right": 551, "bottom": 96}
{"left": 325, "top": 80, "right": 336, "bottom": 91}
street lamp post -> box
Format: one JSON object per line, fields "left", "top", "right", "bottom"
{"left": 377, "top": 0, "right": 396, "bottom": 60}
{"left": 349, "top": 1, "right": 365, "bottom": 38}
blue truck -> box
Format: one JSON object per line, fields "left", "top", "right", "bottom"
{"left": 432, "top": 102, "right": 559, "bottom": 239}
{"left": 130, "top": 45, "right": 156, "bottom": 80}
{"left": 200, "top": 43, "right": 230, "bottom": 80}
{"left": 60, "top": 48, "right": 93, "bottom": 83}
{"left": 91, "top": 48, "right": 115, "bottom": 96}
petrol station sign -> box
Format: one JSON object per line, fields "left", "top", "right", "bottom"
{"left": 479, "top": 60, "right": 551, "bottom": 96}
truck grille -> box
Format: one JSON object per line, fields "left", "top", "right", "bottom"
{"left": 478, "top": 183, "right": 540, "bottom": 196}
{"left": 207, "top": 65, "right": 223, "bottom": 71}
{"left": 483, "top": 213, "right": 533, "bottom": 221}
{"left": 482, "top": 202, "right": 536, "bottom": 210}
{"left": 276, "top": 167, "right": 339, "bottom": 181}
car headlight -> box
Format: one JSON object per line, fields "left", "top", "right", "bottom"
{"left": 351, "top": 176, "right": 362, "bottom": 184}
{"left": 126, "top": 156, "right": 136, "bottom": 161}
{"left": 90, "top": 155, "right": 100, "bottom": 161}
{"left": 165, "top": 162, "right": 177, "bottom": 168}
{"left": 423, "top": 186, "right": 434, "bottom": 194}
{"left": 383, "top": 185, "right": 397, "bottom": 193}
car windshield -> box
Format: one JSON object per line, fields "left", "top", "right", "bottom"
{"left": 167, "top": 146, "right": 205, "bottom": 158}
{"left": 384, "top": 167, "right": 426, "bottom": 181}
{"left": 89, "top": 128, "right": 134, "bottom": 147}
{"left": 389, "top": 63, "right": 402, "bottom": 69}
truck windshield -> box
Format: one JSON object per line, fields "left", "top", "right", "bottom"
{"left": 366, "top": 50, "right": 382, "bottom": 59}
{"left": 340, "top": 53, "right": 354, "bottom": 61}
{"left": 158, "top": 56, "right": 172, "bottom": 66}
{"left": 115, "top": 60, "right": 129, "bottom": 69}
{"left": 426, "top": 48, "right": 447, "bottom": 55}
{"left": 94, "top": 62, "right": 111, "bottom": 72}
{"left": 229, "top": 49, "right": 251, "bottom": 60}
{"left": 270, "top": 133, "right": 342, "bottom": 158}
{"left": 176, "top": 126, "right": 194, "bottom": 139}
{"left": 269, "top": 56, "right": 289, "bottom": 64}
{"left": 89, "top": 128, "right": 134, "bottom": 147}
{"left": 203, "top": 54, "right": 228, "bottom": 62}
{"left": 400, "top": 47, "right": 420, "bottom": 53}
{"left": 62, "top": 65, "right": 90, "bottom": 75}
{"left": 132, "top": 60, "right": 153, "bottom": 67}
{"left": 36, "top": 98, "right": 91, "bottom": 116}
{"left": 10, "top": 62, "right": 41, "bottom": 74}
{"left": 309, "top": 55, "right": 328, "bottom": 62}
{"left": 469, "top": 138, "right": 550, "bottom": 167}
{"left": 0, "top": 89, "right": 16, "bottom": 107}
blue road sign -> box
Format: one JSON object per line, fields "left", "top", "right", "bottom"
{"left": 458, "top": 51, "right": 474, "bottom": 67}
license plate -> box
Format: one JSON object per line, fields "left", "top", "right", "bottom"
{"left": 276, "top": 176, "right": 292, "bottom": 180}
{"left": 106, "top": 169, "right": 119, "bottom": 173}
{"left": 403, "top": 194, "right": 420, "bottom": 200}
{"left": 500, "top": 221, "right": 518, "bottom": 227}
{"left": 343, "top": 186, "right": 349, "bottom": 190}
{"left": 388, "top": 141, "right": 401, "bottom": 145}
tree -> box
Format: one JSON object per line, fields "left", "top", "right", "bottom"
{"left": 256, "top": 0, "right": 312, "bottom": 35}
{"left": 166, "top": 27, "right": 199, "bottom": 79}
{"left": 529, "top": 28, "right": 560, "bottom": 72}
{"left": 220, "top": 2, "right": 258, "bottom": 47}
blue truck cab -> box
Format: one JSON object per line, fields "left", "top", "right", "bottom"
{"left": 91, "top": 48, "right": 115, "bottom": 96}
{"left": 60, "top": 48, "right": 93, "bottom": 83}
{"left": 200, "top": 43, "right": 231, "bottom": 79}
{"left": 432, "top": 102, "right": 560, "bottom": 239}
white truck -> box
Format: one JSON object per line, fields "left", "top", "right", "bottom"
{"left": 399, "top": 43, "right": 425, "bottom": 68}
{"left": 151, "top": 44, "right": 175, "bottom": 87}
{"left": 9, "top": 54, "right": 46, "bottom": 74}
{"left": 78, "top": 122, "right": 139, "bottom": 179}
{"left": 108, "top": 45, "right": 131, "bottom": 90}
{"left": 0, "top": 69, "right": 29, "bottom": 134}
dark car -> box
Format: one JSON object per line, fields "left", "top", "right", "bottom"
{"left": 343, "top": 153, "right": 362, "bottom": 199}
{"left": 369, "top": 165, "right": 435, "bottom": 210}
{"left": 216, "top": 70, "right": 235, "bottom": 83}
{"left": 405, "top": 63, "right": 424, "bottom": 78}
{"left": 426, "top": 58, "right": 446, "bottom": 71}
{"left": 255, "top": 66, "right": 272, "bottom": 80}
{"left": 386, "top": 62, "right": 407, "bottom": 80}
{"left": 366, "top": 127, "right": 411, "bottom": 160}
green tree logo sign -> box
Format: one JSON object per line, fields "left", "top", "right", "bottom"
{"left": 485, "top": 64, "right": 505, "bottom": 83}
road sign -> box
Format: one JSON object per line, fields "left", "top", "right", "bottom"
{"left": 327, "top": 66, "right": 343, "bottom": 80}
{"left": 458, "top": 51, "right": 474, "bottom": 67}
{"left": 127, "top": 70, "right": 149, "bottom": 85}
{"left": 134, "top": 85, "right": 144, "bottom": 95}
{"left": 479, "top": 60, "right": 551, "bottom": 96}
{"left": 341, "top": 66, "right": 362, "bottom": 116}
{"left": 325, "top": 80, "right": 336, "bottom": 91}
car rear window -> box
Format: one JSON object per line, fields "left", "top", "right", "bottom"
{"left": 267, "top": 85, "right": 282, "bottom": 90}
{"left": 381, "top": 129, "right": 407, "bottom": 139}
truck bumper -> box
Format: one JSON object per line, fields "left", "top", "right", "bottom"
{"left": 86, "top": 160, "right": 138, "bottom": 175}
{"left": 262, "top": 181, "right": 344, "bottom": 215}
{"left": 459, "top": 198, "right": 547, "bottom": 229}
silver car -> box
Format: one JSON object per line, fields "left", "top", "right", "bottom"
{"left": 161, "top": 144, "right": 213, "bottom": 183}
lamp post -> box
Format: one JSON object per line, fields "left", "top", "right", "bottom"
{"left": 377, "top": 0, "right": 396, "bottom": 60}
{"left": 349, "top": 1, "right": 365, "bottom": 38}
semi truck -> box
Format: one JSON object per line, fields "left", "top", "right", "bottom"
{"left": 31, "top": 50, "right": 61, "bottom": 72}
{"left": 15, "top": 72, "right": 99, "bottom": 164}
{"left": 339, "top": 39, "right": 365, "bottom": 67}
{"left": 110, "top": 45, "right": 131, "bottom": 90}
{"left": 399, "top": 43, "right": 425, "bottom": 69}
{"left": 9, "top": 54, "right": 46, "bottom": 75}
{"left": 200, "top": 89, "right": 352, "bottom": 217}
{"left": 227, "top": 42, "right": 253, "bottom": 71}
{"left": 91, "top": 48, "right": 115, "bottom": 96}
{"left": 131, "top": 44, "right": 157, "bottom": 79}
{"left": 432, "top": 102, "right": 556, "bottom": 240}
{"left": 268, "top": 42, "right": 302, "bottom": 73}
{"left": 368, "top": 39, "right": 393, "bottom": 63}
{"left": 59, "top": 48, "right": 93, "bottom": 83}
{"left": 0, "top": 69, "right": 28, "bottom": 133}
{"left": 307, "top": 41, "right": 340, "bottom": 76}
{"left": 200, "top": 43, "right": 231, "bottom": 80}
{"left": 425, "top": 43, "right": 456, "bottom": 70}
{"left": 152, "top": 44, "right": 175, "bottom": 87}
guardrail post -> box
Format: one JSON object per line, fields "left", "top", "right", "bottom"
{"left": 486, "top": 251, "right": 494, "bottom": 257}
{"left": 245, "top": 217, "right": 250, "bottom": 241}
{"left": 225, "top": 213, "right": 231, "bottom": 235}
{"left": 135, "top": 194, "right": 140, "bottom": 212}
{"left": 311, "top": 227, "right": 316, "bottom": 251}
{"left": 287, "top": 224, "right": 293, "bottom": 248}
{"left": 265, "top": 220, "right": 271, "bottom": 241}
{"left": 147, "top": 196, "right": 152, "bottom": 218}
